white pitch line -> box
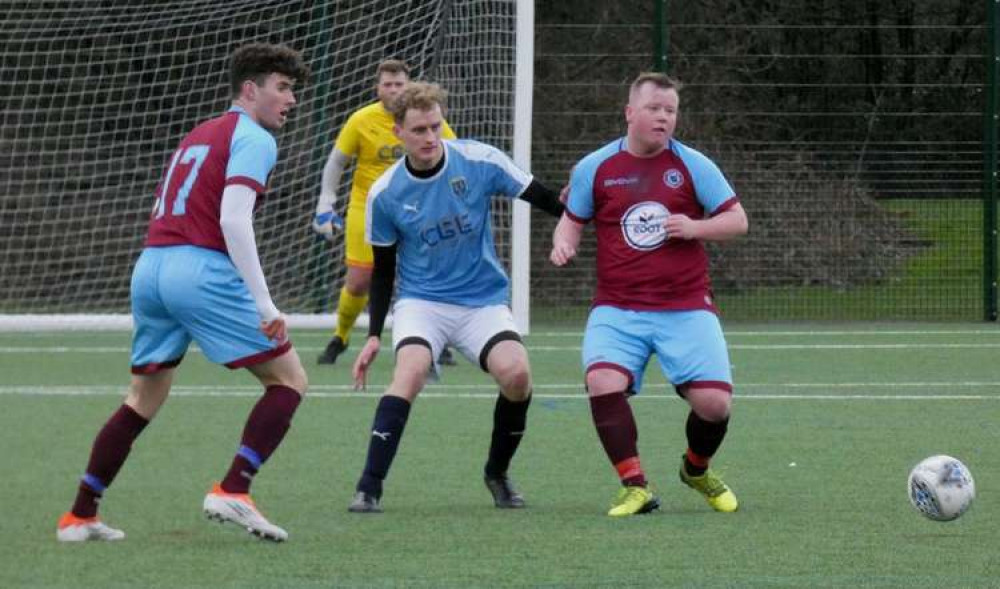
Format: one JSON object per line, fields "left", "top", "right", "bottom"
{"left": 3, "top": 381, "right": 1000, "bottom": 392}
{"left": 0, "top": 384, "right": 997, "bottom": 401}
{"left": 5, "top": 343, "right": 1000, "bottom": 354}
{"left": 528, "top": 344, "right": 1000, "bottom": 351}
{"left": 0, "top": 347, "right": 125, "bottom": 353}
{"left": 527, "top": 329, "right": 1000, "bottom": 337}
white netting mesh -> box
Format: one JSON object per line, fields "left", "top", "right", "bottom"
{"left": 1, "top": 0, "right": 517, "bottom": 314}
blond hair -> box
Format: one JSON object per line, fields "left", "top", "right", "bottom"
{"left": 389, "top": 81, "right": 448, "bottom": 124}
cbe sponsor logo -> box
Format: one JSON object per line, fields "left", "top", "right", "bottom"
{"left": 378, "top": 144, "right": 406, "bottom": 162}
{"left": 420, "top": 214, "right": 473, "bottom": 246}
{"left": 621, "top": 201, "right": 669, "bottom": 251}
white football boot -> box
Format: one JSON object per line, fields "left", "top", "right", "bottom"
{"left": 202, "top": 483, "right": 288, "bottom": 542}
{"left": 57, "top": 512, "right": 125, "bottom": 542}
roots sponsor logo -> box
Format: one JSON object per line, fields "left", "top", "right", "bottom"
{"left": 621, "top": 201, "right": 669, "bottom": 251}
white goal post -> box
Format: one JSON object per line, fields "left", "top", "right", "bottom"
{"left": 0, "top": 0, "right": 535, "bottom": 333}
{"left": 510, "top": 0, "right": 534, "bottom": 334}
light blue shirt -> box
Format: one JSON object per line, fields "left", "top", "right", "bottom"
{"left": 366, "top": 139, "right": 532, "bottom": 306}
{"left": 227, "top": 106, "right": 276, "bottom": 189}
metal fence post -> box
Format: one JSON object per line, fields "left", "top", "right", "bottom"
{"left": 985, "top": 0, "right": 999, "bottom": 320}
{"left": 653, "top": 0, "right": 668, "bottom": 72}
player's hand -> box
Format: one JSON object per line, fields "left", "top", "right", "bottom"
{"left": 549, "top": 241, "right": 577, "bottom": 266}
{"left": 664, "top": 214, "right": 698, "bottom": 240}
{"left": 312, "top": 206, "right": 344, "bottom": 242}
{"left": 260, "top": 315, "right": 288, "bottom": 342}
{"left": 558, "top": 184, "right": 570, "bottom": 204}
{"left": 352, "top": 336, "right": 381, "bottom": 390}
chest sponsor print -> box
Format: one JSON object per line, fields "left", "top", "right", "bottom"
{"left": 621, "top": 201, "right": 670, "bottom": 251}
{"left": 377, "top": 144, "right": 405, "bottom": 162}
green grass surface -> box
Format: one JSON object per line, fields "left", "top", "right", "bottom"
{"left": 717, "top": 200, "right": 984, "bottom": 321}
{"left": 2, "top": 325, "right": 999, "bottom": 588}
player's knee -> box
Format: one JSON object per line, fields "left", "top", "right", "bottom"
{"left": 391, "top": 360, "right": 429, "bottom": 398}
{"left": 273, "top": 364, "right": 308, "bottom": 395}
{"left": 690, "top": 389, "right": 731, "bottom": 422}
{"left": 487, "top": 347, "right": 531, "bottom": 395}
{"left": 345, "top": 267, "right": 372, "bottom": 294}
{"left": 289, "top": 365, "right": 309, "bottom": 395}
{"left": 585, "top": 369, "right": 628, "bottom": 396}
{"left": 499, "top": 363, "right": 532, "bottom": 399}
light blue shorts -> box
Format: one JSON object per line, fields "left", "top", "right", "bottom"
{"left": 129, "top": 246, "right": 289, "bottom": 373}
{"left": 581, "top": 305, "right": 733, "bottom": 395}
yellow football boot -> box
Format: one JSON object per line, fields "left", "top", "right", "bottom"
{"left": 679, "top": 462, "right": 739, "bottom": 512}
{"left": 607, "top": 485, "right": 660, "bottom": 517}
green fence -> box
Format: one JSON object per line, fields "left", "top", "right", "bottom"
{"left": 530, "top": 1, "right": 993, "bottom": 322}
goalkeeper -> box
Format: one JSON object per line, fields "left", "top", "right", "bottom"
{"left": 312, "top": 59, "right": 457, "bottom": 366}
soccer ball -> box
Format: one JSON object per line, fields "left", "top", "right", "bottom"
{"left": 907, "top": 455, "right": 975, "bottom": 521}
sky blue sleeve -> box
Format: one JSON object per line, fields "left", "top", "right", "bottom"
{"left": 366, "top": 193, "right": 397, "bottom": 246}
{"left": 227, "top": 119, "right": 276, "bottom": 188}
{"left": 567, "top": 156, "right": 598, "bottom": 221}
{"left": 675, "top": 143, "right": 736, "bottom": 214}
{"left": 483, "top": 145, "right": 532, "bottom": 199}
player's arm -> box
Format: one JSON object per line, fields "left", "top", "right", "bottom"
{"left": 665, "top": 201, "right": 748, "bottom": 242}
{"left": 366, "top": 243, "right": 396, "bottom": 340}
{"left": 550, "top": 158, "right": 596, "bottom": 266}
{"left": 518, "top": 179, "right": 565, "bottom": 218}
{"left": 352, "top": 243, "right": 396, "bottom": 389}
{"left": 311, "top": 148, "right": 352, "bottom": 240}
{"left": 476, "top": 142, "right": 563, "bottom": 217}
{"left": 669, "top": 144, "right": 748, "bottom": 242}
{"left": 550, "top": 213, "right": 585, "bottom": 266}
{"left": 220, "top": 185, "right": 284, "bottom": 338}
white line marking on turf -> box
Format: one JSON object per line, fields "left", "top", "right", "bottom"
{"left": 5, "top": 343, "right": 1000, "bottom": 354}
{"left": 0, "top": 347, "right": 125, "bottom": 353}
{"left": 529, "top": 330, "right": 1000, "bottom": 337}
{"left": 528, "top": 344, "right": 1000, "bottom": 351}
{"left": 0, "top": 384, "right": 997, "bottom": 400}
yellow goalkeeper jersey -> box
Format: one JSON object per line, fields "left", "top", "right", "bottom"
{"left": 335, "top": 101, "right": 456, "bottom": 213}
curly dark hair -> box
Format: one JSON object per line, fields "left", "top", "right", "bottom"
{"left": 229, "top": 43, "right": 310, "bottom": 97}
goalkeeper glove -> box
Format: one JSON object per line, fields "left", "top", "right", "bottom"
{"left": 312, "top": 206, "right": 344, "bottom": 242}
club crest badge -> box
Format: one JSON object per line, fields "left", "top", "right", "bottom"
{"left": 663, "top": 169, "right": 684, "bottom": 188}
{"left": 449, "top": 176, "right": 468, "bottom": 198}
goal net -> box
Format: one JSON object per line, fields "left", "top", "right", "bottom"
{"left": 1, "top": 0, "right": 523, "bottom": 327}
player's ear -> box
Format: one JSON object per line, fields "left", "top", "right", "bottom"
{"left": 392, "top": 123, "right": 402, "bottom": 139}
{"left": 242, "top": 79, "right": 257, "bottom": 101}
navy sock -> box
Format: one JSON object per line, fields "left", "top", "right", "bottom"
{"left": 485, "top": 393, "right": 531, "bottom": 478}
{"left": 357, "top": 395, "right": 411, "bottom": 497}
